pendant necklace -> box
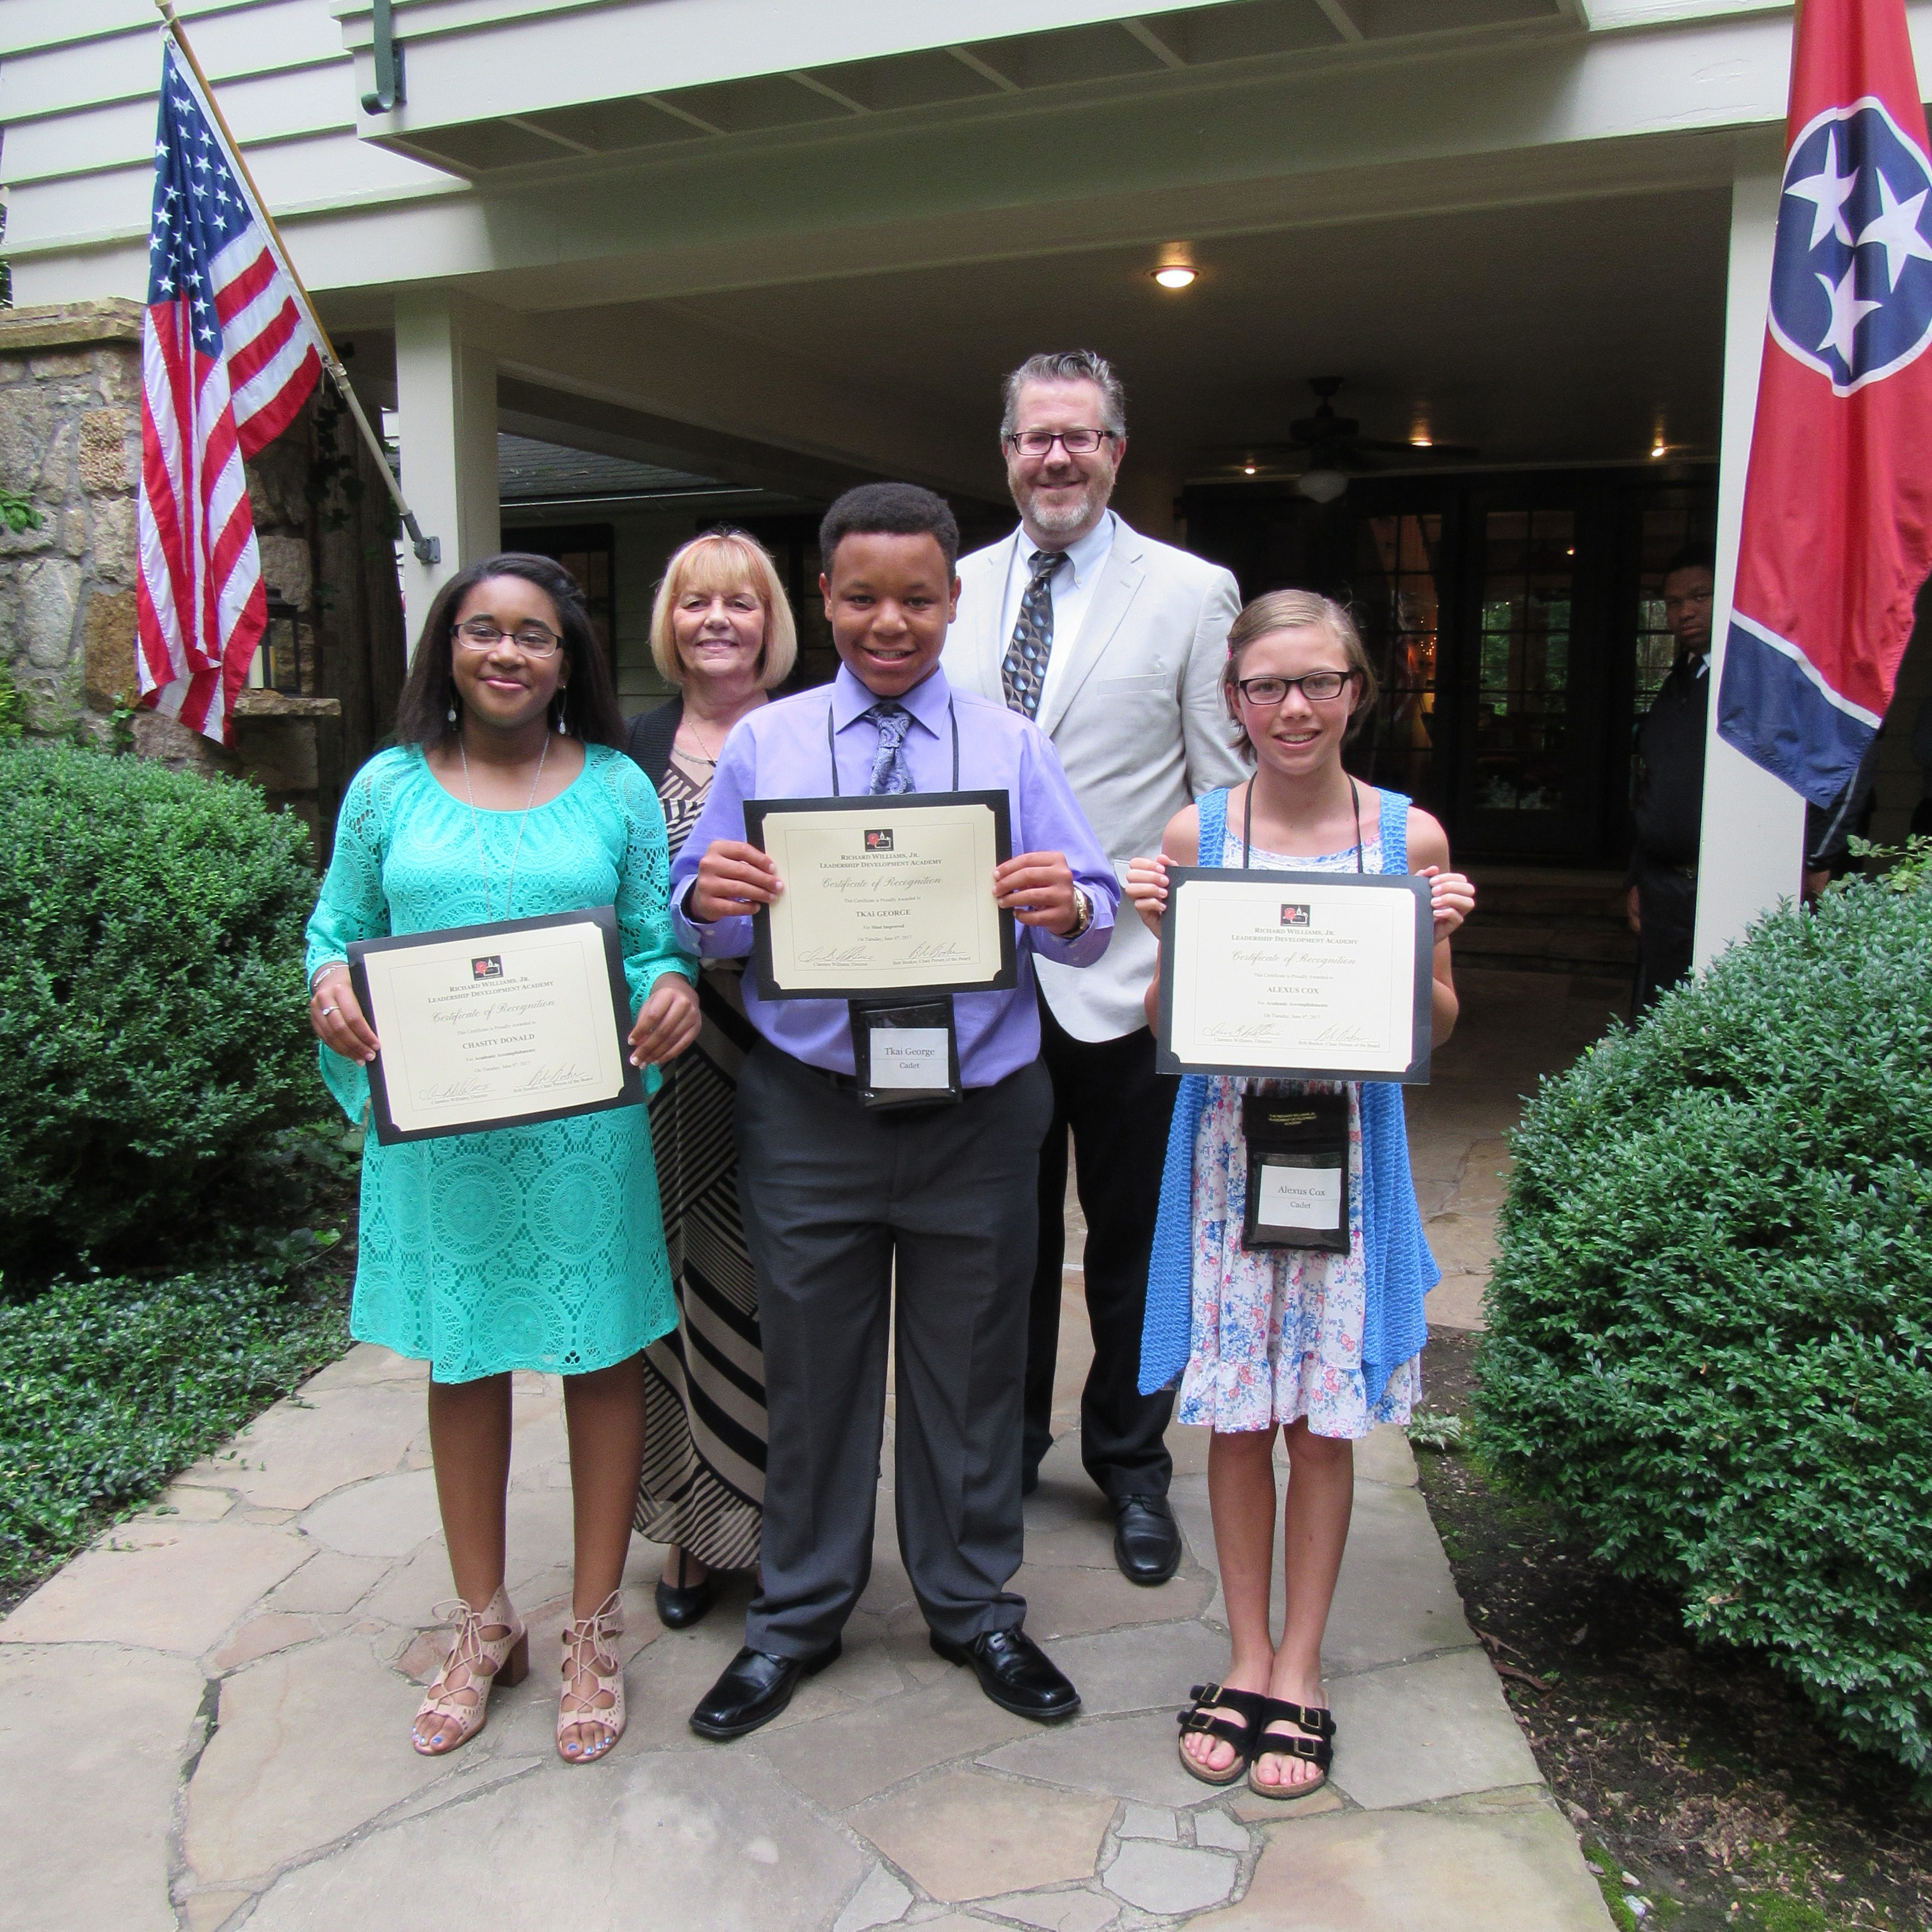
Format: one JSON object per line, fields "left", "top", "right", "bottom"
{"left": 460, "top": 729, "right": 550, "bottom": 920}
{"left": 678, "top": 716, "right": 722, "bottom": 766}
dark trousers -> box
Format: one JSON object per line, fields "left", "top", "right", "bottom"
{"left": 1025, "top": 1000, "right": 1180, "bottom": 1499}
{"left": 736, "top": 1044, "right": 1054, "bottom": 1658}
{"left": 1632, "top": 863, "right": 1697, "bottom": 1020}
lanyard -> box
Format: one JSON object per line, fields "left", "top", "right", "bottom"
{"left": 1240, "top": 776, "right": 1365, "bottom": 875}
{"left": 827, "top": 694, "right": 960, "bottom": 795}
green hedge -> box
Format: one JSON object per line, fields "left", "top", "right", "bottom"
{"left": 0, "top": 742, "right": 320, "bottom": 1276}
{"left": 1475, "top": 875, "right": 1932, "bottom": 1775}
{"left": 0, "top": 1252, "right": 349, "bottom": 1589}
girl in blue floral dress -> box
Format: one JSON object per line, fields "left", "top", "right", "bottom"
{"left": 306, "top": 555, "right": 699, "bottom": 1768}
{"left": 1126, "top": 590, "right": 1474, "bottom": 1800}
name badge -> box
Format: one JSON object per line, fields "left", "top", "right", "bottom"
{"left": 1241, "top": 1091, "right": 1350, "bottom": 1252}
{"left": 850, "top": 997, "right": 963, "bottom": 1110}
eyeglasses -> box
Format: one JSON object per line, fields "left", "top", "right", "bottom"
{"left": 454, "top": 617, "right": 562, "bottom": 659}
{"left": 1235, "top": 671, "right": 1357, "bottom": 706}
{"left": 1003, "top": 428, "right": 1115, "bottom": 457}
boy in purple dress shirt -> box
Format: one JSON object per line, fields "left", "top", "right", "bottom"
{"left": 672, "top": 484, "right": 1119, "bottom": 1739}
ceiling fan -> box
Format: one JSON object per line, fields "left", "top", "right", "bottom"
{"left": 1225, "top": 377, "right": 1480, "bottom": 500}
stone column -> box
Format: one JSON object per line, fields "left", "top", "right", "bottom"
{"left": 393, "top": 290, "right": 499, "bottom": 656}
{"left": 0, "top": 299, "right": 143, "bottom": 738}
{"left": 1693, "top": 138, "right": 1808, "bottom": 970}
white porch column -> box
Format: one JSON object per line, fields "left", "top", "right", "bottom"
{"left": 1693, "top": 140, "right": 1808, "bottom": 970}
{"left": 393, "top": 290, "right": 500, "bottom": 658}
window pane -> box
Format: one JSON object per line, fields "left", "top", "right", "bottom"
{"left": 1472, "top": 508, "right": 1575, "bottom": 811}
{"left": 1349, "top": 512, "right": 1442, "bottom": 811}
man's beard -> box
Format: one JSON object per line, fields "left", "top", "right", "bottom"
{"left": 1014, "top": 471, "right": 1111, "bottom": 536}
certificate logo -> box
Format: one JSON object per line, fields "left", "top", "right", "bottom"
{"left": 1280, "top": 904, "right": 1310, "bottom": 927}
{"left": 864, "top": 829, "right": 894, "bottom": 853}
{"left": 471, "top": 956, "right": 504, "bottom": 979}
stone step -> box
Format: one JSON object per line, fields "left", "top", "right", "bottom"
{"left": 1457, "top": 868, "right": 1637, "bottom": 976}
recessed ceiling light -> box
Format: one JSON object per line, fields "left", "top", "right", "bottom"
{"left": 1409, "top": 409, "right": 1432, "bottom": 448}
{"left": 1242, "top": 460, "right": 1258, "bottom": 476}
{"left": 1152, "top": 264, "right": 1197, "bottom": 290}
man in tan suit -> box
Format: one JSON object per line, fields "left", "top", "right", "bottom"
{"left": 942, "top": 350, "right": 1244, "bottom": 1584}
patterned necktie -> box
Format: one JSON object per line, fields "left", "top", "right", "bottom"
{"left": 1000, "top": 548, "right": 1067, "bottom": 719}
{"left": 864, "top": 700, "right": 915, "bottom": 794}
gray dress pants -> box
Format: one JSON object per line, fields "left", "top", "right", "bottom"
{"left": 735, "top": 1043, "right": 1054, "bottom": 1657}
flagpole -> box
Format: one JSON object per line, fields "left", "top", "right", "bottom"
{"left": 150, "top": 0, "right": 442, "bottom": 567}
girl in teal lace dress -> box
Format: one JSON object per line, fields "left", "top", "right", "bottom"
{"left": 1126, "top": 591, "right": 1474, "bottom": 1802}
{"left": 306, "top": 555, "right": 699, "bottom": 1769}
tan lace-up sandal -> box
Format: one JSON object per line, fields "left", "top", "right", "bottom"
{"left": 411, "top": 1586, "right": 529, "bottom": 1756}
{"left": 557, "top": 1588, "right": 626, "bottom": 1764}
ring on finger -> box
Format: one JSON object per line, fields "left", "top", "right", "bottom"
{"left": 320, "top": 1005, "right": 338, "bottom": 1017}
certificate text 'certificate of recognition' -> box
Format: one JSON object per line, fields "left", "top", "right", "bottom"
{"left": 350, "top": 908, "right": 642, "bottom": 1144}
{"left": 1157, "top": 870, "right": 1433, "bottom": 1083}
{"left": 746, "top": 792, "right": 1017, "bottom": 1000}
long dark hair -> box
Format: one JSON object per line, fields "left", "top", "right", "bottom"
{"left": 395, "top": 553, "right": 627, "bottom": 750}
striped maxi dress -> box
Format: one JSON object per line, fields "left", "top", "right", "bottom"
{"left": 633, "top": 751, "right": 767, "bottom": 1569}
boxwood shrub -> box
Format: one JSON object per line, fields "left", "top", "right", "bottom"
{"left": 1475, "top": 875, "right": 1932, "bottom": 1775}
{"left": 0, "top": 742, "right": 319, "bottom": 1276}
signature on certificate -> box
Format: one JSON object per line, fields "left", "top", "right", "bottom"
{"left": 1310, "top": 1022, "right": 1375, "bottom": 1046}
{"left": 518, "top": 1062, "right": 589, "bottom": 1093}
{"left": 796, "top": 943, "right": 872, "bottom": 968}
{"left": 1200, "top": 1020, "right": 1278, "bottom": 1044}
{"left": 898, "top": 940, "right": 970, "bottom": 965}
{"left": 419, "top": 1077, "right": 491, "bottom": 1105}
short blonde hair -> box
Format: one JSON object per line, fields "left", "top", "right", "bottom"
{"left": 648, "top": 529, "right": 798, "bottom": 690}
{"left": 1221, "top": 589, "right": 1379, "bottom": 750}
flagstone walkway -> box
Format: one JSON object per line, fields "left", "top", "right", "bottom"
{"left": 0, "top": 967, "right": 1623, "bottom": 1932}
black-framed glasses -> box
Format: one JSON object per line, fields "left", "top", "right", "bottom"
{"left": 454, "top": 617, "right": 562, "bottom": 659}
{"left": 1003, "top": 428, "right": 1115, "bottom": 457}
{"left": 1235, "top": 671, "right": 1357, "bottom": 705}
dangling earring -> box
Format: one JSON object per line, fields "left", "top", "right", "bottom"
{"left": 555, "top": 694, "right": 569, "bottom": 736}
{"left": 447, "top": 700, "right": 458, "bottom": 724}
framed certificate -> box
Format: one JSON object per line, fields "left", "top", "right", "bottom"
{"left": 744, "top": 791, "right": 1018, "bottom": 1000}
{"left": 348, "top": 908, "right": 643, "bottom": 1144}
{"left": 1156, "top": 869, "right": 1434, "bottom": 1083}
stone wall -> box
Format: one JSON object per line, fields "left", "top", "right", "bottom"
{"left": 0, "top": 300, "right": 143, "bottom": 735}
{"left": 0, "top": 299, "right": 406, "bottom": 858}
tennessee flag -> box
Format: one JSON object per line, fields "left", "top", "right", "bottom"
{"left": 1718, "top": 0, "right": 1932, "bottom": 804}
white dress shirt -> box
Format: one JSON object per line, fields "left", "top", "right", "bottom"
{"left": 995, "top": 511, "right": 1118, "bottom": 721}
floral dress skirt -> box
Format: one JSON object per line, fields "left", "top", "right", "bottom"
{"left": 1175, "top": 831, "right": 1422, "bottom": 1440}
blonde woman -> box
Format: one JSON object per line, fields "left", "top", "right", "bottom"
{"left": 625, "top": 530, "right": 798, "bottom": 1628}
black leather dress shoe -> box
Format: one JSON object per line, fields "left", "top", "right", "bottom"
{"left": 688, "top": 1639, "right": 841, "bottom": 1740}
{"left": 1113, "top": 1494, "right": 1182, "bottom": 1586}
{"left": 654, "top": 1551, "right": 718, "bottom": 1630}
{"left": 930, "top": 1626, "right": 1080, "bottom": 1722}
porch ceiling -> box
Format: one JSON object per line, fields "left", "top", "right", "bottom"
{"left": 438, "top": 181, "right": 1730, "bottom": 523}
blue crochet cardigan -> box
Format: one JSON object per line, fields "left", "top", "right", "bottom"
{"left": 1137, "top": 785, "right": 1439, "bottom": 1407}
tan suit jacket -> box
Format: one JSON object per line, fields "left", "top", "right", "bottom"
{"left": 944, "top": 519, "right": 1247, "bottom": 1041}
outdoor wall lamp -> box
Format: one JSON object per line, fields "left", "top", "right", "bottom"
{"left": 261, "top": 588, "right": 316, "bottom": 696}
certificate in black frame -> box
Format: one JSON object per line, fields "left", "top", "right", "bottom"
{"left": 1155, "top": 868, "right": 1434, "bottom": 1083}
{"left": 744, "top": 791, "right": 1019, "bottom": 1001}
{"left": 348, "top": 906, "right": 645, "bottom": 1145}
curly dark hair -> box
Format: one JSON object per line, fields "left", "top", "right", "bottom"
{"left": 394, "top": 553, "right": 626, "bottom": 750}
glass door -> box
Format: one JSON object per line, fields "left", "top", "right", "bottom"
{"left": 1454, "top": 494, "right": 1610, "bottom": 858}
{"left": 1350, "top": 509, "right": 1451, "bottom": 821}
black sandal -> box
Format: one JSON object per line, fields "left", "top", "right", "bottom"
{"left": 1176, "top": 1682, "right": 1267, "bottom": 1787}
{"left": 1247, "top": 1697, "right": 1336, "bottom": 1799}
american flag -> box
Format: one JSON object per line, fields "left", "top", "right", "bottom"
{"left": 137, "top": 41, "right": 320, "bottom": 744}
